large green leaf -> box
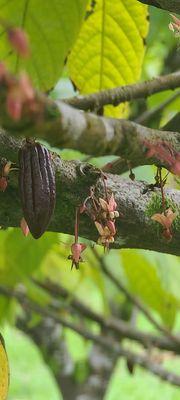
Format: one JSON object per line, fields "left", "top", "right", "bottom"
{"left": 0, "top": 0, "right": 88, "bottom": 89}
{"left": 120, "top": 250, "right": 178, "bottom": 328}
{"left": 0, "top": 228, "right": 58, "bottom": 285}
{"left": 68, "top": 0, "right": 149, "bottom": 116}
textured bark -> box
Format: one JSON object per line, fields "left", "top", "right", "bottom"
{"left": 65, "top": 72, "right": 180, "bottom": 111}
{"left": 0, "top": 100, "right": 179, "bottom": 174}
{"left": 0, "top": 131, "right": 179, "bottom": 256}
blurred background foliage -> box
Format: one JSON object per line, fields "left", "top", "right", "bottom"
{"left": 0, "top": 0, "right": 179, "bottom": 399}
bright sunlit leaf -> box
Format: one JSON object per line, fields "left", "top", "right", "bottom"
{"left": 68, "top": 0, "right": 149, "bottom": 116}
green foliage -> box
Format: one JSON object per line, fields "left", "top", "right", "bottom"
{"left": 143, "top": 8, "right": 177, "bottom": 78}
{"left": 0, "top": 0, "right": 88, "bottom": 89}
{"left": 0, "top": 228, "right": 59, "bottom": 285}
{"left": 4, "top": 321, "right": 180, "bottom": 400}
{"left": 105, "top": 358, "right": 180, "bottom": 400}
{"left": 120, "top": 250, "right": 179, "bottom": 328}
{"left": 3, "top": 325, "right": 61, "bottom": 400}
{"left": 0, "top": 2, "right": 179, "bottom": 398}
{"left": 68, "top": 0, "right": 149, "bottom": 116}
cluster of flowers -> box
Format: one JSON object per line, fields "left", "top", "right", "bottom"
{"left": 169, "top": 14, "right": 180, "bottom": 37}
{"left": 94, "top": 194, "right": 119, "bottom": 246}
{"left": 144, "top": 140, "right": 180, "bottom": 177}
{"left": 151, "top": 208, "right": 177, "bottom": 242}
{"left": 68, "top": 182, "right": 120, "bottom": 269}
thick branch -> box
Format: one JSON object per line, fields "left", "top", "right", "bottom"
{"left": 0, "top": 132, "right": 179, "bottom": 256}
{"left": 0, "top": 95, "right": 179, "bottom": 173}
{"left": 65, "top": 72, "right": 180, "bottom": 111}
{"left": 137, "top": 0, "right": 180, "bottom": 13}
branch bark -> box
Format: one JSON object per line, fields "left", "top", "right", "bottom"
{"left": 65, "top": 72, "right": 180, "bottom": 111}
{"left": 0, "top": 96, "right": 179, "bottom": 174}
{"left": 137, "top": 0, "right": 180, "bottom": 13}
{"left": 0, "top": 132, "right": 179, "bottom": 256}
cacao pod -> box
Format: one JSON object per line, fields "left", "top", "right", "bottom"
{"left": 18, "top": 140, "right": 56, "bottom": 238}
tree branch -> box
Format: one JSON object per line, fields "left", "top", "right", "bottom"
{"left": 35, "top": 279, "right": 180, "bottom": 353}
{"left": 0, "top": 132, "right": 179, "bottom": 256}
{"left": 137, "top": 0, "right": 180, "bottom": 13}
{"left": 92, "top": 249, "right": 180, "bottom": 344}
{"left": 0, "top": 95, "right": 179, "bottom": 174}
{"left": 65, "top": 72, "right": 180, "bottom": 111}
{"left": 0, "top": 285, "right": 180, "bottom": 387}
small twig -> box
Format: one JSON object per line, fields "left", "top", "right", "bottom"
{"left": 158, "top": 167, "right": 166, "bottom": 214}
{"left": 135, "top": 91, "right": 180, "bottom": 125}
{"left": 92, "top": 247, "right": 180, "bottom": 345}
{"left": 64, "top": 72, "right": 180, "bottom": 111}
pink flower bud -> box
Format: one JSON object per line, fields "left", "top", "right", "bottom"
{"left": 20, "top": 218, "right": 29, "bottom": 237}
{"left": 6, "top": 89, "right": 23, "bottom": 121}
{"left": 0, "top": 177, "right": 8, "bottom": 192}
{"left": 0, "top": 62, "right": 7, "bottom": 81}
{"left": 107, "top": 220, "right": 116, "bottom": 236}
{"left": 8, "top": 27, "right": 30, "bottom": 58}
{"left": 70, "top": 242, "right": 86, "bottom": 268}
{"left": 19, "top": 72, "right": 34, "bottom": 101}
{"left": 3, "top": 161, "right": 12, "bottom": 177}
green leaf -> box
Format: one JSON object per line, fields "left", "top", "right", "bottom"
{"left": 0, "top": 228, "right": 58, "bottom": 285}
{"left": 0, "top": 0, "right": 88, "bottom": 89}
{"left": 68, "top": 0, "right": 149, "bottom": 117}
{"left": 120, "top": 250, "right": 178, "bottom": 328}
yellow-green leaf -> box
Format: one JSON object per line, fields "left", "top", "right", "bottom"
{"left": 0, "top": 334, "right": 9, "bottom": 400}
{"left": 0, "top": 0, "right": 89, "bottom": 89}
{"left": 120, "top": 250, "right": 178, "bottom": 328}
{"left": 68, "top": 0, "right": 149, "bottom": 116}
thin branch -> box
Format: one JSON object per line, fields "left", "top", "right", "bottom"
{"left": 135, "top": 91, "right": 180, "bottom": 126}
{"left": 34, "top": 279, "right": 180, "bottom": 354}
{"left": 64, "top": 72, "right": 180, "bottom": 111}
{"left": 92, "top": 248, "right": 180, "bottom": 345}
{"left": 162, "top": 113, "right": 180, "bottom": 132}
{"left": 0, "top": 285, "right": 180, "bottom": 387}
